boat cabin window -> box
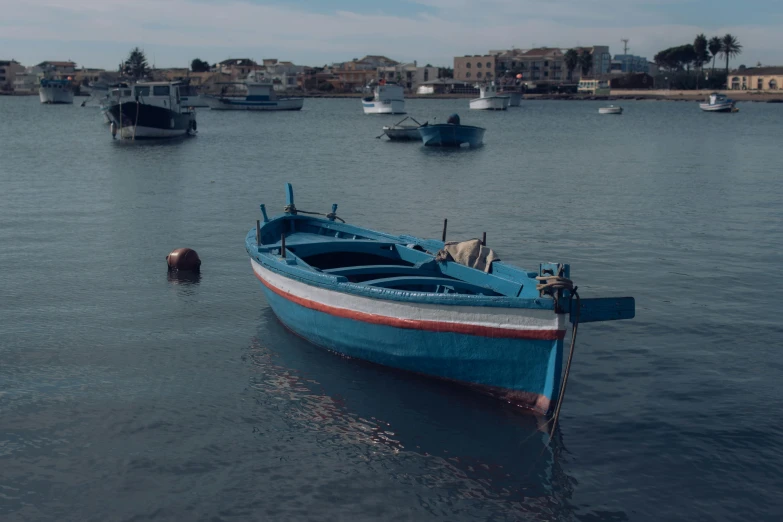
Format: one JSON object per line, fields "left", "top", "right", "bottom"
{"left": 134, "top": 86, "right": 150, "bottom": 97}
{"left": 153, "top": 85, "right": 170, "bottom": 96}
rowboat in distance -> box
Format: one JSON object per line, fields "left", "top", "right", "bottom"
{"left": 418, "top": 113, "right": 485, "bottom": 147}
{"left": 381, "top": 116, "right": 424, "bottom": 141}
{"left": 246, "top": 184, "right": 635, "bottom": 417}
{"left": 599, "top": 105, "right": 623, "bottom": 114}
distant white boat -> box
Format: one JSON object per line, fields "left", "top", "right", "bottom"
{"left": 599, "top": 105, "right": 623, "bottom": 115}
{"left": 205, "top": 81, "right": 303, "bottom": 111}
{"left": 362, "top": 82, "right": 405, "bottom": 114}
{"left": 39, "top": 79, "right": 74, "bottom": 104}
{"left": 469, "top": 82, "right": 509, "bottom": 111}
{"left": 699, "top": 93, "right": 737, "bottom": 113}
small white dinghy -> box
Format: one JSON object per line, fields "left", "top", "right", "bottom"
{"left": 599, "top": 105, "right": 623, "bottom": 115}
{"left": 380, "top": 116, "right": 424, "bottom": 141}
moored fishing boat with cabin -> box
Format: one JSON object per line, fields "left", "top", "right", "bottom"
{"left": 105, "top": 81, "right": 197, "bottom": 140}
{"left": 246, "top": 184, "right": 635, "bottom": 417}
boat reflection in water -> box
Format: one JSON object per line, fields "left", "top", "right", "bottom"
{"left": 243, "top": 314, "right": 575, "bottom": 518}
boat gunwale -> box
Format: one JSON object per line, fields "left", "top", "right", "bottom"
{"left": 246, "top": 215, "right": 557, "bottom": 310}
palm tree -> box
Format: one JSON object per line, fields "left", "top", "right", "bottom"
{"left": 579, "top": 51, "right": 593, "bottom": 77}
{"left": 708, "top": 37, "right": 722, "bottom": 73}
{"left": 693, "top": 34, "right": 708, "bottom": 88}
{"left": 564, "top": 49, "right": 579, "bottom": 81}
{"left": 720, "top": 34, "right": 742, "bottom": 76}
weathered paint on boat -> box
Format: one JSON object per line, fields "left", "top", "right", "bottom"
{"left": 246, "top": 185, "right": 635, "bottom": 414}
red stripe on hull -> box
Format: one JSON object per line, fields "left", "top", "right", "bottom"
{"left": 254, "top": 269, "right": 566, "bottom": 341}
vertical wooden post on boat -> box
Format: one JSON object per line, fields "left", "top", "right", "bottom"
{"left": 482, "top": 232, "right": 486, "bottom": 246}
{"left": 256, "top": 220, "right": 261, "bottom": 246}
{"left": 285, "top": 183, "right": 295, "bottom": 213}
{"left": 260, "top": 204, "right": 269, "bottom": 223}
{"left": 442, "top": 219, "right": 448, "bottom": 242}
{"left": 329, "top": 204, "right": 338, "bottom": 221}
{"left": 280, "top": 233, "right": 286, "bottom": 258}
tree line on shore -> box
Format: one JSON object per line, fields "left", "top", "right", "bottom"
{"left": 654, "top": 34, "right": 742, "bottom": 89}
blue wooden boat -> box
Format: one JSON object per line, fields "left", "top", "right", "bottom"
{"left": 246, "top": 185, "right": 635, "bottom": 416}
{"left": 418, "top": 114, "right": 485, "bottom": 147}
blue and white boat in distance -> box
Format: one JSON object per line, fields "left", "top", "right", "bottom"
{"left": 418, "top": 114, "right": 485, "bottom": 147}
{"left": 246, "top": 184, "right": 635, "bottom": 415}
{"left": 699, "top": 92, "right": 737, "bottom": 112}
{"left": 205, "top": 80, "right": 303, "bottom": 111}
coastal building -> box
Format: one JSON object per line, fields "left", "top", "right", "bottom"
{"left": 218, "top": 58, "right": 260, "bottom": 79}
{"left": 13, "top": 66, "right": 43, "bottom": 93}
{"left": 261, "top": 59, "right": 306, "bottom": 91}
{"left": 453, "top": 55, "right": 496, "bottom": 82}
{"left": 0, "top": 60, "right": 24, "bottom": 90}
{"left": 37, "top": 61, "right": 77, "bottom": 76}
{"left": 483, "top": 45, "right": 611, "bottom": 86}
{"left": 611, "top": 55, "right": 649, "bottom": 74}
{"left": 728, "top": 67, "right": 783, "bottom": 91}
{"left": 376, "top": 62, "right": 439, "bottom": 92}
{"left": 329, "top": 56, "right": 398, "bottom": 92}
{"left": 416, "top": 78, "right": 475, "bottom": 95}
{"left": 71, "top": 68, "right": 106, "bottom": 89}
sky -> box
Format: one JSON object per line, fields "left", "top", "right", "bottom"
{"left": 1, "top": 0, "right": 781, "bottom": 69}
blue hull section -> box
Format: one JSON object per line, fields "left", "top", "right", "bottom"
{"left": 261, "top": 283, "right": 564, "bottom": 413}
{"left": 419, "top": 124, "right": 485, "bottom": 147}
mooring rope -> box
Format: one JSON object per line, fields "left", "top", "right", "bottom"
{"left": 549, "top": 290, "right": 580, "bottom": 437}
{"left": 283, "top": 204, "right": 345, "bottom": 223}
{"left": 535, "top": 269, "right": 580, "bottom": 437}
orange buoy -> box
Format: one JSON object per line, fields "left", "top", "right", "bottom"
{"left": 166, "top": 248, "right": 201, "bottom": 271}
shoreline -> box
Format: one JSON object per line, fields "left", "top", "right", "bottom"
{"left": 294, "top": 91, "right": 783, "bottom": 102}
{"left": 5, "top": 90, "right": 782, "bottom": 103}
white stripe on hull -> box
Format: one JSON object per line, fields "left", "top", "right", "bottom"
{"left": 252, "top": 259, "right": 564, "bottom": 333}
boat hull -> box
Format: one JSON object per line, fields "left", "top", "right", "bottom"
{"left": 699, "top": 103, "right": 735, "bottom": 112}
{"left": 205, "top": 95, "right": 304, "bottom": 111}
{"left": 252, "top": 259, "right": 565, "bottom": 414}
{"left": 39, "top": 85, "right": 74, "bottom": 104}
{"left": 363, "top": 99, "right": 405, "bottom": 114}
{"left": 106, "top": 102, "right": 195, "bottom": 139}
{"left": 505, "top": 92, "right": 522, "bottom": 107}
{"left": 469, "top": 96, "right": 509, "bottom": 110}
{"left": 419, "top": 124, "right": 485, "bottom": 147}
{"left": 599, "top": 107, "right": 623, "bottom": 114}
{"left": 383, "top": 126, "right": 420, "bottom": 141}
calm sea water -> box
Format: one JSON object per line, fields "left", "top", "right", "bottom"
{"left": 1, "top": 95, "right": 781, "bottom": 521}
